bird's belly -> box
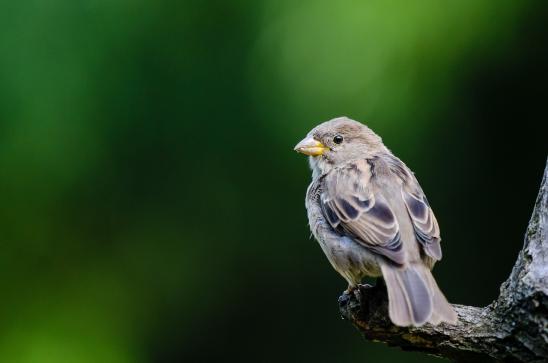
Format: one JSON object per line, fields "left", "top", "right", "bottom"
{"left": 317, "top": 232, "right": 382, "bottom": 286}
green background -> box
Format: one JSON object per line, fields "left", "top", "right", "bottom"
{"left": 0, "top": 1, "right": 546, "bottom": 362}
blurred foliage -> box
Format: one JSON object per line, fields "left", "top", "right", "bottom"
{"left": 0, "top": 0, "right": 546, "bottom": 362}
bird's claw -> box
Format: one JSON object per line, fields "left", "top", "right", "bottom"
{"left": 342, "top": 284, "right": 375, "bottom": 301}
{"left": 358, "top": 283, "right": 373, "bottom": 290}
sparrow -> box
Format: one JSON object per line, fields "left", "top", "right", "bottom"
{"left": 294, "top": 117, "right": 457, "bottom": 327}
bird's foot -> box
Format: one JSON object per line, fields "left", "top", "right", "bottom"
{"left": 343, "top": 283, "right": 373, "bottom": 295}
{"left": 342, "top": 285, "right": 366, "bottom": 300}
{"left": 339, "top": 284, "right": 371, "bottom": 311}
{"left": 343, "top": 286, "right": 357, "bottom": 295}
{"left": 358, "top": 283, "right": 373, "bottom": 290}
{"left": 339, "top": 287, "right": 357, "bottom": 309}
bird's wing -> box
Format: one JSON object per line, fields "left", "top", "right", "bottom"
{"left": 320, "top": 159, "right": 405, "bottom": 265}
{"left": 401, "top": 175, "right": 442, "bottom": 260}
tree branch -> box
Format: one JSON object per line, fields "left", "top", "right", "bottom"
{"left": 339, "top": 158, "right": 548, "bottom": 363}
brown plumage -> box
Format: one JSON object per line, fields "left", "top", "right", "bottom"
{"left": 295, "top": 116, "right": 457, "bottom": 326}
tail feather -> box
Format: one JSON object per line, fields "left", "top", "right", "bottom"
{"left": 381, "top": 263, "right": 457, "bottom": 327}
{"left": 423, "top": 267, "right": 458, "bottom": 325}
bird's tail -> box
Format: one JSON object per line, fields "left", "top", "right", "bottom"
{"left": 380, "top": 262, "right": 457, "bottom": 327}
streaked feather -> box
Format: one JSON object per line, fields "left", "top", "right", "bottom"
{"left": 401, "top": 178, "right": 442, "bottom": 260}
{"left": 320, "top": 159, "right": 405, "bottom": 265}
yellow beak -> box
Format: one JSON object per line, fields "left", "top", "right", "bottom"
{"left": 294, "top": 136, "right": 328, "bottom": 156}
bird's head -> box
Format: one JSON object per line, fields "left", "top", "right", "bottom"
{"left": 294, "top": 117, "right": 386, "bottom": 176}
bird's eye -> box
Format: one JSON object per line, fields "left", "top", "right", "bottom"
{"left": 333, "top": 135, "right": 343, "bottom": 144}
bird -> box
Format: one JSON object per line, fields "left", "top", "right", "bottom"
{"left": 294, "top": 116, "right": 457, "bottom": 327}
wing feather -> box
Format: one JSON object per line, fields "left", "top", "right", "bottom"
{"left": 320, "top": 159, "right": 405, "bottom": 265}
{"left": 401, "top": 180, "right": 442, "bottom": 260}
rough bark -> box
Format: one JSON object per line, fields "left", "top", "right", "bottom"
{"left": 339, "top": 158, "right": 548, "bottom": 363}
